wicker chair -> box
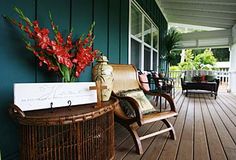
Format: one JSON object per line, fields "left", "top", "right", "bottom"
{"left": 111, "top": 64, "right": 178, "bottom": 154}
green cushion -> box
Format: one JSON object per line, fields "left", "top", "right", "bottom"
{"left": 184, "top": 76, "right": 192, "bottom": 82}
{"left": 206, "top": 75, "right": 216, "bottom": 82}
{"left": 118, "top": 89, "right": 156, "bottom": 115}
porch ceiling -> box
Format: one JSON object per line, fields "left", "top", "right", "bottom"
{"left": 156, "top": 0, "right": 236, "bottom": 29}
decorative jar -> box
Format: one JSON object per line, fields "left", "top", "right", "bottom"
{"left": 92, "top": 56, "right": 113, "bottom": 101}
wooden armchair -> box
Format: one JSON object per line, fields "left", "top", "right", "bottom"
{"left": 111, "top": 64, "right": 178, "bottom": 154}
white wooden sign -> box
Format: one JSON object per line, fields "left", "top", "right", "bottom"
{"left": 14, "top": 82, "right": 97, "bottom": 111}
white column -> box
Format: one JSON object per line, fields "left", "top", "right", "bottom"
{"left": 180, "top": 49, "right": 186, "bottom": 62}
{"left": 229, "top": 24, "right": 236, "bottom": 93}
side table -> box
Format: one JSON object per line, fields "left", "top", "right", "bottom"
{"left": 9, "top": 97, "right": 119, "bottom": 160}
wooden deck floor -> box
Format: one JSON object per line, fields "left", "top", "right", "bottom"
{"left": 115, "top": 89, "right": 236, "bottom": 160}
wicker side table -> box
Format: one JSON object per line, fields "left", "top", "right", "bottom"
{"left": 9, "top": 97, "right": 119, "bottom": 160}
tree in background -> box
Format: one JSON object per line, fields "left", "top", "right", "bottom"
{"left": 177, "top": 49, "right": 217, "bottom": 70}
{"left": 178, "top": 49, "right": 195, "bottom": 70}
{"left": 194, "top": 49, "right": 217, "bottom": 70}
{"left": 212, "top": 48, "right": 229, "bottom": 61}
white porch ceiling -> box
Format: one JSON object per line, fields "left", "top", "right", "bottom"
{"left": 156, "top": 0, "right": 236, "bottom": 29}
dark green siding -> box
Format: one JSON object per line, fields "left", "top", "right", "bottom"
{"left": 0, "top": 0, "right": 36, "bottom": 159}
{"left": 108, "top": 0, "right": 120, "bottom": 63}
{"left": 0, "top": 0, "right": 166, "bottom": 158}
{"left": 72, "top": 0, "right": 94, "bottom": 82}
{"left": 120, "top": 0, "right": 129, "bottom": 64}
{"left": 37, "top": 0, "right": 71, "bottom": 82}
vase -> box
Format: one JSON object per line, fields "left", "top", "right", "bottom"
{"left": 92, "top": 56, "right": 113, "bottom": 101}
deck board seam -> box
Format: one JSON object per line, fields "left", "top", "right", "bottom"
{"left": 206, "top": 95, "right": 230, "bottom": 160}
{"left": 156, "top": 92, "right": 188, "bottom": 160}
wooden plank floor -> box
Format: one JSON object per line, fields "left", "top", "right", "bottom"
{"left": 115, "top": 89, "right": 236, "bottom": 160}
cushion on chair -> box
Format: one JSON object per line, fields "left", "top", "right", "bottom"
{"left": 138, "top": 74, "right": 150, "bottom": 91}
{"left": 184, "top": 76, "right": 192, "bottom": 82}
{"left": 201, "top": 75, "right": 206, "bottom": 81}
{"left": 206, "top": 75, "right": 216, "bottom": 82}
{"left": 118, "top": 89, "right": 156, "bottom": 115}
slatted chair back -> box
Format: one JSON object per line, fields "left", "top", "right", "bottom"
{"left": 111, "top": 64, "right": 140, "bottom": 94}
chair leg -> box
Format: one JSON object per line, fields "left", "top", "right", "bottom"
{"left": 162, "top": 119, "right": 176, "bottom": 140}
{"left": 127, "top": 124, "right": 143, "bottom": 154}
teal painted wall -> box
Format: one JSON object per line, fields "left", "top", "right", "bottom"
{"left": 0, "top": 0, "right": 166, "bottom": 158}
{"left": 0, "top": 0, "right": 129, "bottom": 158}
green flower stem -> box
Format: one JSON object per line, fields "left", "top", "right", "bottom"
{"left": 14, "top": 7, "right": 33, "bottom": 26}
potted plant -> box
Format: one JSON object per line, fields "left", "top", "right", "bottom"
{"left": 164, "top": 27, "right": 182, "bottom": 74}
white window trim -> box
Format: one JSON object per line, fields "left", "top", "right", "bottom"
{"left": 129, "top": 0, "right": 160, "bottom": 71}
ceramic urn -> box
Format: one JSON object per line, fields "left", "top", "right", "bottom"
{"left": 92, "top": 56, "right": 113, "bottom": 101}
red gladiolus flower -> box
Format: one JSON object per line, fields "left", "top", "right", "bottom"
{"left": 8, "top": 7, "right": 99, "bottom": 82}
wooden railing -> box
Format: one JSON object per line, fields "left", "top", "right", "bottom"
{"left": 168, "top": 70, "right": 229, "bottom": 88}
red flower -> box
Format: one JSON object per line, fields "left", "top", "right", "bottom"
{"left": 8, "top": 7, "right": 100, "bottom": 82}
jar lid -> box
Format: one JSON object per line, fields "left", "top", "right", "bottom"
{"left": 97, "top": 56, "right": 108, "bottom": 62}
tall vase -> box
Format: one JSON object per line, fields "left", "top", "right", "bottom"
{"left": 92, "top": 56, "right": 113, "bottom": 101}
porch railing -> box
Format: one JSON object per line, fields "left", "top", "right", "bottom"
{"left": 168, "top": 70, "right": 229, "bottom": 88}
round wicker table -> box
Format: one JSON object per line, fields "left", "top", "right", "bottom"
{"left": 9, "top": 97, "right": 119, "bottom": 160}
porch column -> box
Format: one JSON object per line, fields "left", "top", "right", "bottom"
{"left": 180, "top": 49, "right": 186, "bottom": 63}
{"left": 229, "top": 24, "right": 236, "bottom": 93}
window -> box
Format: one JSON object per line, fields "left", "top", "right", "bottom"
{"left": 129, "top": 1, "right": 159, "bottom": 71}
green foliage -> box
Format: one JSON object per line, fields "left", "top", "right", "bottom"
{"left": 178, "top": 49, "right": 196, "bottom": 70}
{"left": 194, "top": 49, "right": 217, "bottom": 70}
{"left": 169, "top": 66, "right": 180, "bottom": 71}
{"left": 212, "top": 48, "right": 229, "bottom": 61}
{"left": 192, "top": 49, "right": 205, "bottom": 57}
{"left": 169, "top": 50, "right": 181, "bottom": 66}
{"left": 165, "top": 27, "right": 182, "bottom": 62}
{"left": 177, "top": 49, "right": 217, "bottom": 70}
{"left": 169, "top": 66, "right": 181, "bottom": 78}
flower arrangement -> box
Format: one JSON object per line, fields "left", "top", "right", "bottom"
{"left": 5, "top": 7, "right": 100, "bottom": 82}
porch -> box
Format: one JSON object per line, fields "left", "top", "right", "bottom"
{"left": 115, "top": 89, "right": 236, "bottom": 160}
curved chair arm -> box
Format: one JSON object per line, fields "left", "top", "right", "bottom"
{"left": 143, "top": 90, "right": 177, "bottom": 112}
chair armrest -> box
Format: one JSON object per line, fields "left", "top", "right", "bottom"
{"left": 180, "top": 78, "right": 184, "bottom": 84}
{"left": 214, "top": 78, "right": 220, "bottom": 92}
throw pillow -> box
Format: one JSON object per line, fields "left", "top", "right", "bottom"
{"left": 139, "top": 74, "right": 150, "bottom": 91}
{"left": 119, "top": 99, "right": 136, "bottom": 118}
{"left": 201, "top": 75, "right": 206, "bottom": 81}
{"left": 118, "top": 89, "right": 156, "bottom": 115}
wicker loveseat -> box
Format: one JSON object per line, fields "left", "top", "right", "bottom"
{"left": 181, "top": 75, "right": 220, "bottom": 99}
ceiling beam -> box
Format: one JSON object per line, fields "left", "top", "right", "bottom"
{"left": 161, "top": 2, "right": 236, "bottom": 14}
{"left": 169, "top": 18, "right": 232, "bottom": 29}
{"left": 164, "top": 9, "right": 236, "bottom": 21}
{"left": 181, "top": 29, "right": 232, "bottom": 40}
{"left": 159, "top": 0, "right": 236, "bottom": 6}
{"left": 157, "top": 0, "right": 236, "bottom": 4}
{"left": 167, "top": 15, "right": 236, "bottom": 26}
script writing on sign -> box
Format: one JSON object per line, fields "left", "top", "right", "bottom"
{"left": 14, "top": 82, "right": 97, "bottom": 111}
